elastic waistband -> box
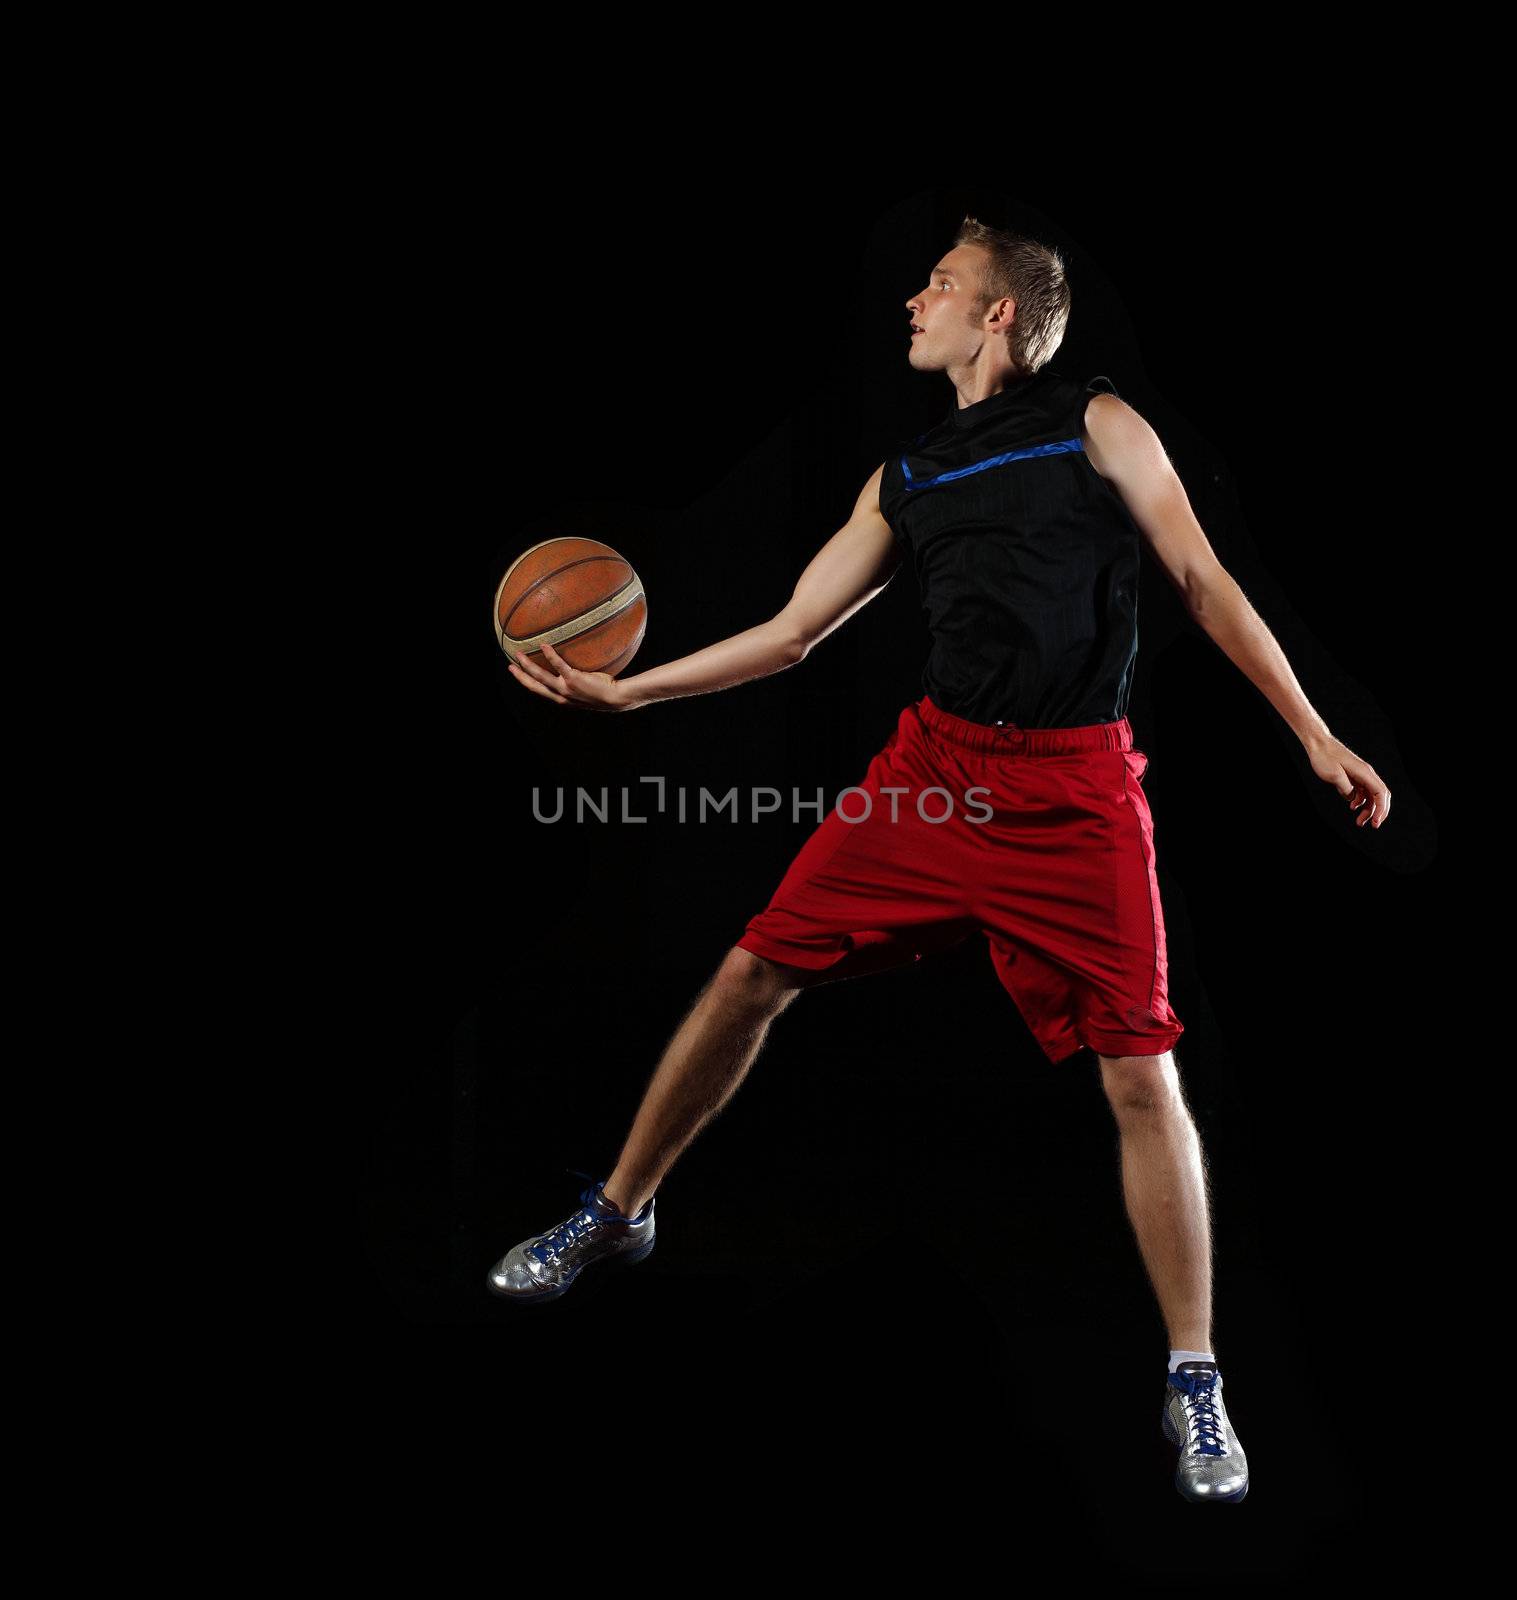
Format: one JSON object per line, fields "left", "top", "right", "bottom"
{"left": 917, "top": 694, "right": 1133, "bottom": 756}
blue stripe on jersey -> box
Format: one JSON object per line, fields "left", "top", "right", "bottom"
{"left": 902, "top": 436, "right": 1083, "bottom": 491}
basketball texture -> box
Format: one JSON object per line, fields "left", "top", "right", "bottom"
{"left": 493, "top": 537, "right": 647, "bottom": 677}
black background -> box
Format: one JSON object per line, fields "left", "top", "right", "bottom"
{"left": 356, "top": 176, "right": 1441, "bottom": 1574}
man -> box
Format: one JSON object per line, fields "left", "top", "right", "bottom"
{"left": 489, "top": 217, "right": 1390, "bottom": 1504}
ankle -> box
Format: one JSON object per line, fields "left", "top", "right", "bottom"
{"left": 601, "top": 1182, "right": 644, "bottom": 1217}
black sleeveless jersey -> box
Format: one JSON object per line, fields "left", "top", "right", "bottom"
{"left": 878, "top": 370, "right": 1144, "bottom": 729}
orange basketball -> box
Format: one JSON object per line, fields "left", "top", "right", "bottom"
{"left": 493, "top": 537, "right": 647, "bottom": 677}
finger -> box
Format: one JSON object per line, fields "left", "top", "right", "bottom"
{"left": 508, "top": 662, "right": 567, "bottom": 704}
{"left": 540, "top": 641, "right": 574, "bottom": 678}
{"left": 510, "top": 651, "right": 553, "bottom": 685}
{"left": 537, "top": 644, "right": 575, "bottom": 690}
{"left": 514, "top": 669, "right": 567, "bottom": 705}
{"left": 1366, "top": 778, "right": 1390, "bottom": 827}
{"left": 520, "top": 651, "right": 570, "bottom": 693}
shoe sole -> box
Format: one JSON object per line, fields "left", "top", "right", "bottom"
{"left": 485, "top": 1233, "right": 657, "bottom": 1305}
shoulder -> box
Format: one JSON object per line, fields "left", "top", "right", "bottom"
{"left": 1079, "top": 385, "right": 1166, "bottom": 484}
{"left": 1081, "top": 386, "right": 1152, "bottom": 442}
{"left": 1080, "top": 393, "right": 1139, "bottom": 480}
{"left": 1075, "top": 373, "right": 1147, "bottom": 443}
{"left": 1082, "top": 389, "right": 1130, "bottom": 434}
{"left": 1070, "top": 372, "right": 1125, "bottom": 423}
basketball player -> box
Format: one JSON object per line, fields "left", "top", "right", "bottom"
{"left": 489, "top": 217, "right": 1391, "bottom": 1504}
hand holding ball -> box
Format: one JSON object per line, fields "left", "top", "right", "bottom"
{"left": 494, "top": 537, "right": 647, "bottom": 711}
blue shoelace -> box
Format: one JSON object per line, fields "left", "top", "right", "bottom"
{"left": 523, "top": 1169, "right": 620, "bottom": 1266}
{"left": 1173, "top": 1369, "right": 1226, "bottom": 1456}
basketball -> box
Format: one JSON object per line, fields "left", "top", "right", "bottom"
{"left": 493, "top": 537, "right": 647, "bottom": 677}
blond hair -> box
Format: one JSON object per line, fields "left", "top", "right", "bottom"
{"left": 953, "top": 216, "right": 1070, "bottom": 374}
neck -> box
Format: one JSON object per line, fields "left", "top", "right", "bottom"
{"left": 950, "top": 362, "right": 1030, "bottom": 410}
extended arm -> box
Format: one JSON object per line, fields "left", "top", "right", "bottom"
{"left": 508, "top": 464, "right": 902, "bottom": 711}
{"left": 1083, "top": 395, "right": 1391, "bottom": 828}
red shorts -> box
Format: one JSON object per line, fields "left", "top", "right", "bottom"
{"left": 735, "top": 694, "right": 1185, "bottom": 1063}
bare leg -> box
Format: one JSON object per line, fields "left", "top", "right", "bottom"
{"left": 601, "top": 947, "right": 805, "bottom": 1218}
{"left": 1097, "top": 1051, "right": 1213, "bottom": 1352}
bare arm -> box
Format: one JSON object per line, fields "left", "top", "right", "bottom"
{"left": 508, "top": 465, "right": 902, "bottom": 711}
{"left": 1083, "top": 394, "right": 1391, "bottom": 828}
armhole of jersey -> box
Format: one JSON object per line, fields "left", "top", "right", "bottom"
{"left": 879, "top": 451, "right": 908, "bottom": 548}
{"left": 1080, "top": 374, "right": 1122, "bottom": 432}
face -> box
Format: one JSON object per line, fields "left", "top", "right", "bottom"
{"left": 904, "top": 244, "right": 1003, "bottom": 371}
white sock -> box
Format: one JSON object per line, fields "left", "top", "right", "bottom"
{"left": 1169, "top": 1348, "right": 1216, "bottom": 1373}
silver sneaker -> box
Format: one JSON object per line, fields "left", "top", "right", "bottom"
{"left": 487, "top": 1170, "right": 656, "bottom": 1304}
{"left": 1162, "top": 1361, "right": 1249, "bottom": 1503}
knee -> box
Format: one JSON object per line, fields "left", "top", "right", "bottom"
{"left": 1098, "top": 1051, "right": 1181, "bottom": 1120}
{"left": 714, "top": 945, "right": 806, "bottom": 1015}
